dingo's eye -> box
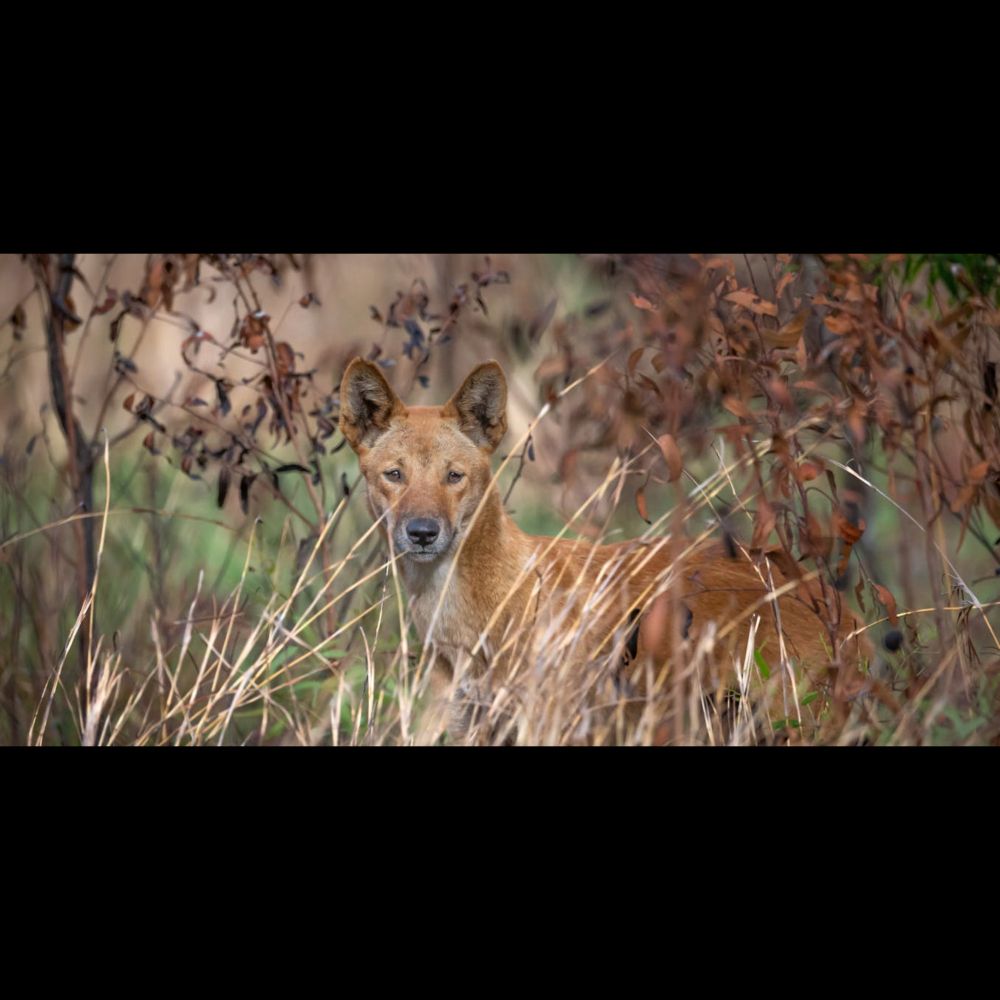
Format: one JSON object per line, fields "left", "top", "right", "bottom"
{"left": 447, "top": 471, "right": 464, "bottom": 484}
{"left": 384, "top": 469, "right": 402, "bottom": 482}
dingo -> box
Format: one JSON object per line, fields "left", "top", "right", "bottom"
{"left": 339, "top": 357, "right": 863, "bottom": 742}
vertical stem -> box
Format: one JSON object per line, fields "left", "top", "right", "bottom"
{"left": 41, "top": 253, "right": 97, "bottom": 714}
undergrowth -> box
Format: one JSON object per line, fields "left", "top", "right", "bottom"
{"left": 3, "top": 252, "right": 1000, "bottom": 745}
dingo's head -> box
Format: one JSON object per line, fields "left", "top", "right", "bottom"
{"left": 339, "top": 358, "right": 508, "bottom": 563}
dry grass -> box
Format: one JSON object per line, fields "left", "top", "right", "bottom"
{"left": 6, "top": 252, "right": 1000, "bottom": 746}
{"left": 15, "top": 364, "right": 993, "bottom": 747}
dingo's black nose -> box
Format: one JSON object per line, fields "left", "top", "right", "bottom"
{"left": 406, "top": 519, "right": 440, "bottom": 547}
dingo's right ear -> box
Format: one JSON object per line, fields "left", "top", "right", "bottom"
{"left": 339, "top": 358, "right": 406, "bottom": 451}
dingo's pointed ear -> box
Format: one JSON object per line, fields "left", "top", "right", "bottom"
{"left": 443, "top": 360, "right": 508, "bottom": 452}
{"left": 339, "top": 358, "right": 406, "bottom": 451}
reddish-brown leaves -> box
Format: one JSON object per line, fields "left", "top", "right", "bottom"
{"left": 629, "top": 293, "right": 656, "bottom": 312}
{"left": 950, "top": 460, "right": 991, "bottom": 512}
{"left": 274, "top": 341, "right": 295, "bottom": 379}
{"left": 657, "top": 433, "right": 683, "bottom": 482}
{"left": 751, "top": 499, "right": 776, "bottom": 549}
{"left": 143, "top": 260, "right": 164, "bottom": 308}
{"left": 800, "top": 511, "right": 832, "bottom": 560}
{"left": 969, "top": 460, "right": 990, "bottom": 484}
{"left": 635, "top": 485, "right": 651, "bottom": 524}
{"left": 775, "top": 270, "right": 797, "bottom": 299}
{"left": 823, "top": 312, "right": 854, "bottom": 335}
{"left": 833, "top": 509, "right": 866, "bottom": 546}
{"left": 795, "top": 459, "right": 824, "bottom": 484}
{"left": 872, "top": 583, "right": 899, "bottom": 626}
{"left": 833, "top": 506, "right": 866, "bottom": 580}
{"left": 764, "top": 311, "right": 806, "bottom": 349}
{"left": 724, "top": 289, "right": 778, "bottom": 317}
{"left": 239, "top": 312, "right": 269, "bottom": 352}
{"left": 62, "top": 295, "right": 82, "bottom": 332}
{"left": 91, "top": 290, "right": 118, "bottom": 316}
{"left": 723, "top": 396, "right": 752, "bottom": 419}
{"left": 846, "top": 404, "right": 867, "bottom": 445}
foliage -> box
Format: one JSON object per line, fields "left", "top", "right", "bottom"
{"left": 3, "top": 251, "right": 1000, "bottom": 745}
{"left": 869, "top": 253, "right": 1000, "bottom": 307}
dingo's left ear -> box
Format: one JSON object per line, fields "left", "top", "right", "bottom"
{"left": 443, "top": 360, "right": 508, "bottom": 452}
{"left": 339, "top": 358, "right": 406, "bottom": 451}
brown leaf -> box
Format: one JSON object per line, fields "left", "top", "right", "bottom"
{"left": 751, "top": 500, "right": 776, "bottom": 549}
{"left": 91, "top": 291, "right": 118, "bottom": 316}
{"left": 768, "top": 377, "right": 792, "bottom": 409}
{"left": 63, "top": 295, "right": 81, "bottom": 332}
{"left": 109, "top": 311, "right": 126, "bottom": 343}
{"left": 872, "top": 583, "right": 899, "bottom": 626}
{"left": 535, "top": 355, "right": 569, "bottom": 382}
{"left": 854, "top": 575, "right": 866, "bottom": 614}
{"left": 833, "top": 509, "right": 865, "bottom": 545}
{"left": 239, "top": 313, "right": 268, "bottom": 352}
{"left": 949, "top": 484, "right": 976, "bottom": 514}
{"left": 714, "top": 422, "right": 756, "bottom": 443}
{"left": 723, "top": 289, "right": 778, "bottom": 317}
{"left": 627, "top": 346, "right": 644, "bottom": 377}
{"left": 795, "top": 459, "right": 823, "bottom": 483}
{"left": 122, "top": 393, "right": 136, "bottom": 413}
{"left": 274, "top": 341, "right": 295, "bottom": 378}
{"left": 847, "top": 405, "right": 867, "bottom": 445}
{"left": 629, "top": 293, "right": 655, "bottom": 312}
{"left": 795, "top": 333, "right": 808, "bottom": 370}
{"left": 635, "top": 485, "right": 651, "bottom": 524}
{"left": 146, "top": 260, "right": 164, "bottom": 298}
{"left": 823, "top": 312, "right": 854, "bottom": 335}
{"left": 774, "top": 270, "right": 797, "bottom": 299}
{"left": 657, "top": 434, "right": 682, "bottom": 482}
{"left": 764, "top": 311, "right": 806, "bottom": 349}
{"left": 723, "top": 396, "right": 752, "bottom": 419}
{"left": 801, "top": 512, "right": 832, "bottom": 560}
{"left": 969, "top": 460, "right": 990, "bottom": 485}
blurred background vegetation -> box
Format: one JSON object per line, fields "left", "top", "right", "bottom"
{"left": 3, "top": 252, "right": 1000, "bottom": 745}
